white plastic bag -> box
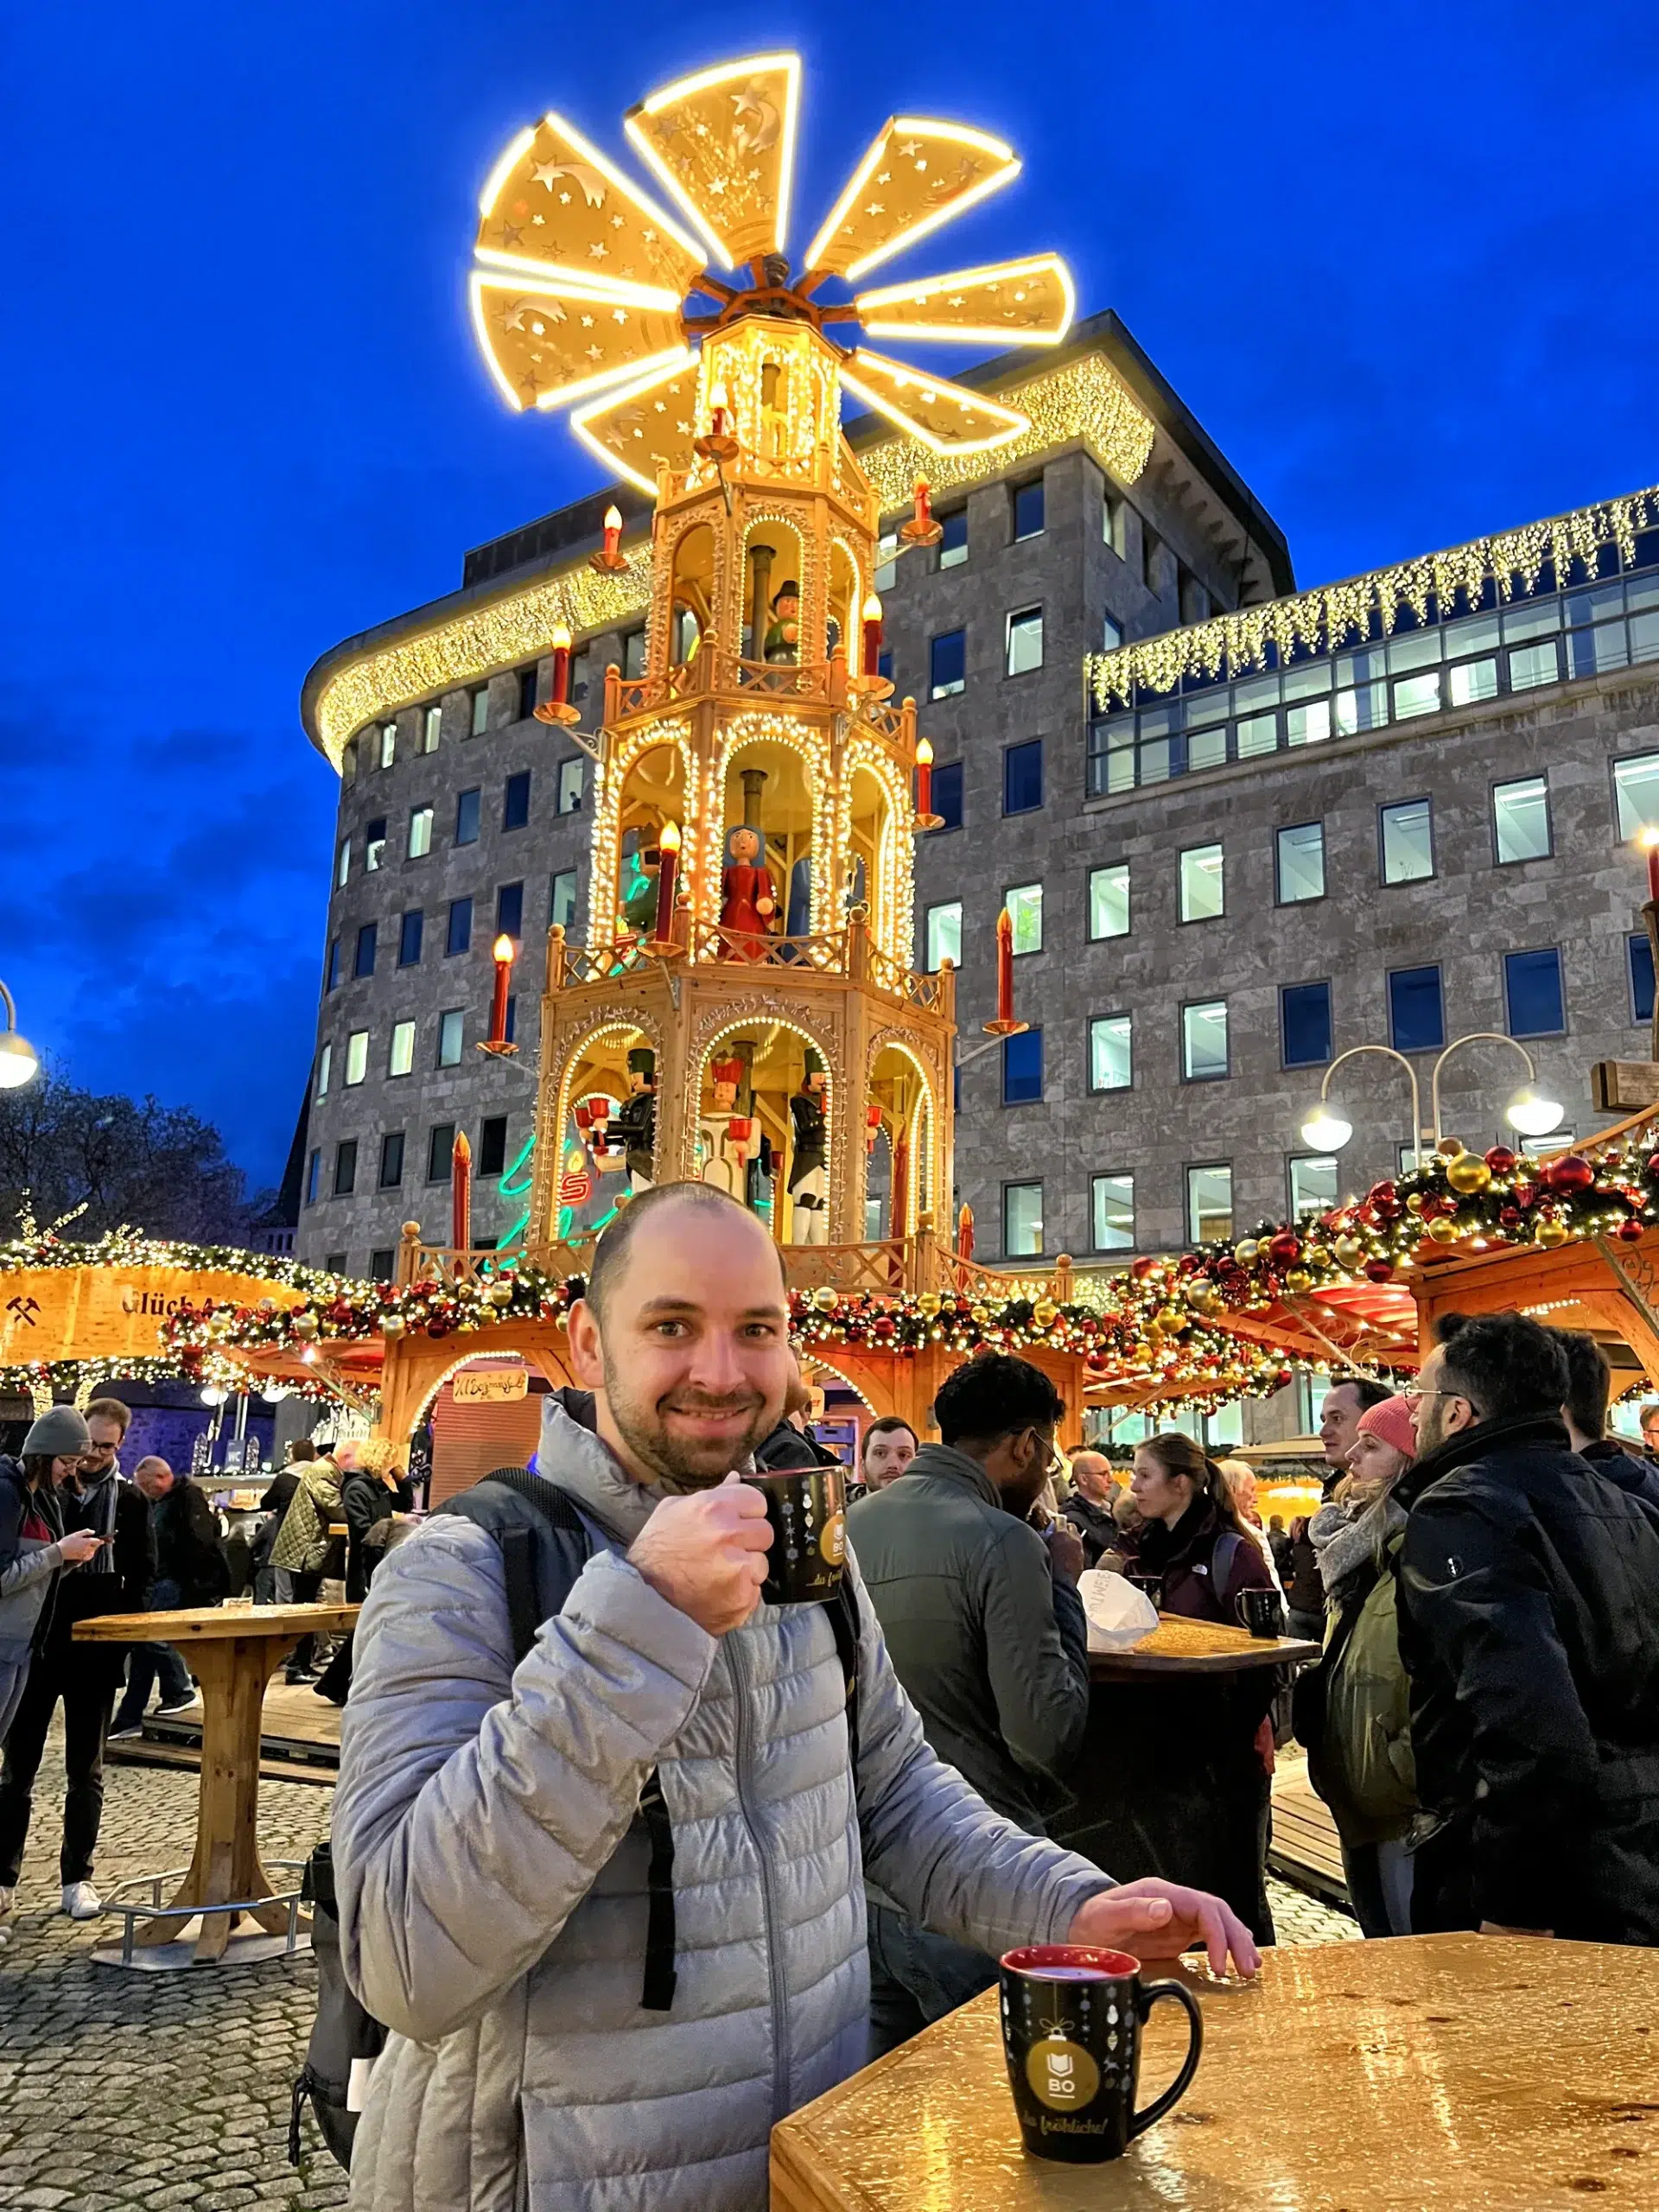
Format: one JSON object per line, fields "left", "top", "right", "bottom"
{"left": 1077, "top": 1567, "right": 1159, "bottom": 1653}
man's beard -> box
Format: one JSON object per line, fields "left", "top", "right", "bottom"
{"left": 600, "top": 1347, "right": 774, "bottom": 1492}
{"left": 1414, "top": 1402, "right": 1450, "bottom": 1456}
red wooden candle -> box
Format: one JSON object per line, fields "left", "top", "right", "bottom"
{"left": 861, "top": 593, "right": 884, "bottom": 676}
{"left": 913, "top": 475, "right": 934, "bottom": 532}
{"left": 709, "top": 384, "right": 731, "bottom": 437}
{"left": 653, "top": 821, "right": 681, "bottom": 944}
{"left": 995, "top": 906, "right": 1014, "bottom": 1024}
{"left": 915, "top": 736, "right": 933, "bottom": 819}
{"left": 488, "top": 933, "right": 515, "bottom": 1046}
{"left": 957, "top": 1202, "right": 975, "bottom": 1261}
{"left": 602, "top": 505, "right": 622, "bottom": 562}
{"left": 550, "top": 623, "right": 573, "bottom": 708}
{"left": 451, "top": 1129, "right": 472, "bottom": 1252}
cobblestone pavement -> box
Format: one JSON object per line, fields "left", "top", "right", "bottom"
{"left": 0, "top": 1730, "right": 1354, "bottom": 2211}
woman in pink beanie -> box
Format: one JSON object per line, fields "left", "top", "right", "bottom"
{"left": 1294, "top": 1390, "right": 1419, "bottom": 1936}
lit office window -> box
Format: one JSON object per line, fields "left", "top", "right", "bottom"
{"left": 1276, "top": 823, "right": 1325, "bottom": 903}
{"left": 1186, "top": 1164, "right": 1233, "bottom": 1244}
{"left": 1005, "top": 607, "right": 1044, "bottom": 676}
{"left": 557, "top": 758, "right": 584, "bottom": 815}
{"left": 423, "top": 705, "right": 442, "bottom": 753}
{"left": 925, "top": 901, "right": 962, "bottom": 971}
{"left": 1380, "top": 799, "right": 1434, "bottom": 884}
{"left": 437, "top": 1009, "right": 464, "bottom": 1067}
{"left": 550, "top": 868, "right": 578, "bottom": 931}
{"left": 1006, "top": 883, "right": 1043, "bottom": 954}
{"left": 1613, "top": 752, "right": 1659, "bottom": 838}
{"left": 1091, "top": 1172, "right": 1135, "bottom": 1251}
{"left": 1493, "top": 776, "right": 1550, "bottom": 863}
{"left": 335, "top": 838, "right": 350, "bottom": 887}
{"left": 407, "top": 805, "right": 433, "bottom": 859}
{"left": 1182, "top": 1000, "right": 1229, "bottom": 1080}
{"left": 1003, "top": 1182, "right": 1044, "bottom": 1255}
{"left": 1089, "top": 1014, "right": 1132, "bottom": 1091}
{"left": 388, "top": 1020, "right": 416, "bottom": 1077}
{"left": 874, "top": 531, "right": 898, "bottom": 590}
{"left": 470, "top": 688, "right": 489, "bottom": 737}
{"left": 379, "top": 722, "right": 397, "bottom": 769}
{"left": 315, "top": 1045, "right": 331, "bottom": 1100}
{"left": 345, "top": 1030, "right": 368, "bottom": 1085}
{"left": 1290, "top": 1154, "right": 1339, "bottom": 1217}
{"left": 1179, "top": 843, "right": 1224, "bottom": 921}
{"left": 1089, "top": 863, "right": 1129, "bottom": 938}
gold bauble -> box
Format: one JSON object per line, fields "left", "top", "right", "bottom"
{"left": 1234, "top": 1238, "right": 1259, "bottom": 1266}
{"left": 487, "top": 1278, "right": 515, "bottom": 1306}
{"left": 1426, "top": 1217, "right": 1459, "bottom": 1244}
{"left": 291, "top": 1312, "right": 319, "bottom": 1340}
{"left": 970, "top": 1304, "right": 990, "bottom": 1325}
{"left": 1332, "top": 1234, "right": 1363, "bottom": 1266}
{"left": 1437, "top": 1135, "right": 1465, "bottom": 1160}
{"left": 1131, "top": 1344, "right": 1154, "bottom": 1367}
{"left": 1535, "top": 1217, "right": 1570, "bottom": 1249}
{"left": 1406, "top": 1192, "right": 1426, "bottom": 1215}
{"left": 1033, "top": 1299, "right": 1058, "bottom": 1328}
{"left": 1446, "top": 1155, "right": 1492, "bottom": 1196}
{"left": 1154, "top": 1306, "right": 1186, "bottom": 1336}
{"left": 918, "top": 1292, "right": 941, "bottom": 1318}
{"left": 1284, "top": 1268, "right": 1313, "bottom": 1294}
{"left": 812, "top": 1287, "right": 839, "bottom": 1313}
{"left": 379, "top": 1313, "right": 407, "bottom": 1341}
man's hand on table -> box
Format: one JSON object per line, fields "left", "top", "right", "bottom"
{"left": 1069, "top": 1878, "right": 1261, "bottom": 1980}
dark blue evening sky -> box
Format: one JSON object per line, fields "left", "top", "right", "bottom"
{"left": 3, "top": 2, "right": 1655, "bottom": 1188}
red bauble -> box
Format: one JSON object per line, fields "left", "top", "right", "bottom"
{"left": 1646, "top": 1154, "right": 1659, "bottom": 1179}
{"left": 1176, "top": 1253, "right": 1201, "bottom": 1277}
{"left": 1548, "top": 1154, "right": 1595, "bottom": 1192}
{"left": 1512, "top": 1182, "right": 1535, "bottom": 1209}
{"left": 1498, "top": 1205, "right": 1522, "bottom": 1230}
{"left": 873, "top": 1316, "right": 896, "bottom": 1339}
{"left": 425, "top": 1319, "right": 448, "bottom": 1338}
{"left": 1267, "top": 1230, "right": 1302, "bottom": 1268}
{"left": 1617, "top": 1217, "right": 1647, "bottom": 1243}
{"left": 1368, "top": 1181, "right": 1397, "bottom": 1207}
{"left": 1086, "top": 1351, "right": 1108, "bottom": 1372}
{"left": 1130, "top": 1255, "right": 1157, "bottom": 1281}
{"left": 1363, "top": 1258, "right": 1395, "bottom": 1282}
{"left": 1485, "top": 1147, "right": 1517, "bottom": 1177}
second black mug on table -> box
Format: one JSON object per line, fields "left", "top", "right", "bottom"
{"left": 1235, "top": 1586, "right": 1287, "bottom": 1639}
{"left": 741, "top": 1464, "right": 846, "bottom": 1604}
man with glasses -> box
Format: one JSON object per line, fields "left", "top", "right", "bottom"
{"left": 0, "top": 1397, "right": 154, "bottom": 1919}
{"left": 1396, "top": 1313, "right": 1659, "bottom": 1944}
{"left": 847, "top": 1353, "right": 1090, "bottom": 2052}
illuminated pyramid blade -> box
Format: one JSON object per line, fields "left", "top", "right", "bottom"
{"left": 474, "top": 111, "right": 706, "bottom": 301}
{"left": 840, "top": 349, "right": 1030, "bottom": 452}
{"left": 570, "top": 352, "right": 702, "bottom": 494}
{"left": 469, "top": 273, "right": 689, "bottom": 413}
{"left": 624, "top": 54, "right": 802, "bottom": 269}
{"left": 855, "top": 255, "right": 1075, "bottom": 346}
{"left": 803, "top": 118, "right": 1020, "bottom": 284}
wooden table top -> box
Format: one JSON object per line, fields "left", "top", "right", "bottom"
{"left": 73, "top": 1603, "right": 358, "bottom": 1643}
{"left": 772, "top": 1934, "right": 1659, "bottom": 2209}
{"left": 1089, "top": 1615, "right": 1320, "bottom": 1678}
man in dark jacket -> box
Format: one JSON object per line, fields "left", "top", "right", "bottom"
{"left": 1061, "top": 1449, "right": 1119, "bottom": 1565}
{"left": 1398, "top": 1311, "right": 1659, "bottom": 1944}
{"left": 847, "top": 1353, "right": 1090, "bottom": 2053}
{"left": 0, "top": 1397, "right": 153, "bottom": 1918}
{"left": 1554, "top": 1329, "right": 1659, "bottom": 1512}
{"left": 111, "top": 1459, "right": 227, "bottom": 1736}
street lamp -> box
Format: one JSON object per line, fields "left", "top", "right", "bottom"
{"left": 1300, "top": 1033, "right": 1564, "bottom": 1162}
{"left": 0, "top": 982, "right": 38, "bottom": 1090}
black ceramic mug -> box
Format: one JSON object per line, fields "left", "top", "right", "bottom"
{"left": 741, "top": 1465, "right": 846, "bottom": 1605}
{"left": 1235, "top": 1587, "right": 1286, "bottom": 1639}
{"left": 998, "top": 1945, "right": 1204, "bottom": 2164}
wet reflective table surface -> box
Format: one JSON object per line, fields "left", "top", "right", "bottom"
{"left": 771, "top": 1935, "right": 1659, "bottom": 2209}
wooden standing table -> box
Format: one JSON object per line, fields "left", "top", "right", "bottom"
{"left": 1052, "top": 1616, "right": 1319, "bottom": 1943}
{"left": 772, "top": 1933, "right": 1659, "bottom": 2209}
{"left": 75, "top": 1602, "right": 356, "bottom": 1962}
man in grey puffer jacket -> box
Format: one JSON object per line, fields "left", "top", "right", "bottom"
{"left": 334, "top": 1185, "right": 1256, "bottom": 2211}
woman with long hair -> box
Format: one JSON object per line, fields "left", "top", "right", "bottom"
{"left": 1128, "top": 1433, "right": 1278, "bottom": 1624}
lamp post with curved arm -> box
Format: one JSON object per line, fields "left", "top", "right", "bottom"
{"left": 1300, "top": 1033, "right": 1564, "bottom": 1165}
{"left": 0, "top": 982, "right": 38, "bottom": 1090}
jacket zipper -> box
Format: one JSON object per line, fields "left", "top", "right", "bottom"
{"left": 728, "top": 1630, "right": 791, "bottom": 2123}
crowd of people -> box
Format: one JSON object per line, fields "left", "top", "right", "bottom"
{"left": 0, "top": 1401, "right": 413, "bottom": 1934}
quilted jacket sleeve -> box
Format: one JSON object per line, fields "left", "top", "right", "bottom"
{"left": 980, "top": 1521, "right": 1091, "bottom": 1789}
{"left": 848, "top": 1554, "right": 1108, "bottom": 1960}
{"left": 334, "top": 1515, "right": 717, "bottom": 2044}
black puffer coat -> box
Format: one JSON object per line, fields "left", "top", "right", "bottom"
{"left": 1395, "top": 1413, "right": 1659, "bottom": 1943}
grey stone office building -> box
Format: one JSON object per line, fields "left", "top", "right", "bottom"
{"left": 295, "top": 308, "right": 1659, "bottom": 1386}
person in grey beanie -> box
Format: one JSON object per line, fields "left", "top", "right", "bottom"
{"left": 0, "top": 1409, "right": 106, "bottom": 1927}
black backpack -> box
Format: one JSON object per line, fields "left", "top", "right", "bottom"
{"left": 290, "top": 1463, "right": 861, "bottom": 2171}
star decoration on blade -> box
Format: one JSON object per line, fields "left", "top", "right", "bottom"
{"left": 468, "top": 55, "right": 1075, "bottom": 488}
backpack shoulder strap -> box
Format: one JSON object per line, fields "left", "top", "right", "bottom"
{"left": 829, "top": 1577, "right": 861, "bottom": 1771}
{"left": 438, "top": 1465, "right": 596, "bottom": 1666}
{"left": 1211, "top": 1529, "right": 1243, "bottom": 1593}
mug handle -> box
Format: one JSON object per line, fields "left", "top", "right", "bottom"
{"left": 1129, "top": 1980, "right": 1205, "bottom": 2139}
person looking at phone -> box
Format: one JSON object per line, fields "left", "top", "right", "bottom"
{"left": 0, "top": 1398, "right": 153, "bottom": 1923}
{"left": 334, "top": 1182, "right": 1256, "bottom": 2212}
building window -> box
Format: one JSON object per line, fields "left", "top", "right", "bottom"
{"left": 379, "top": 722, "right": 397, "bottom": 770}
{"left": 494, "top": 881, "right": 524, "bottom": 939}
{"left": 342, "top": 736, "right": 359, "bottom": 785}
{"left": 622, "top": 629, "right": 646, "bottom": 680}
{"left": 1630, "top": 933, "right": 1656, "bottom": 1025}
{"left": 1089, "top": 1014, "right": 1132, "bottom": 1092}
{"left": 874, "top": 531, "right": 897, "bottom": 590}
{"left": 322, "top": 1252, "right": 348, "bottom": 1275}
{"left": 925, "top": 900, "right": 962, "bottom": 971}
{"left": 517, "top": 665, "right": 540, "bottom": 722}
{"left": 570, "top": 648, "right": 590, "bottom": 706}
{"left": 1380, "top": 798, "right": 1434, "bottom": 884}
{"left": 1005, "top": 607, "right": 1043, "bottom": 677}
{"left": 1003, "top": 738, "right": 1044, "bottom": 815}
{"left": 470, "top": 687, "right": 489, "bottom": 737}
{"left": 334, "top": 1140, "right": 357, "bottom": 1198}
{"left": 325, "top": 938, "right": 340, "bottom": 993}
{"left": 938, "top": 510, "right": 967, "bottom": 569}
{"left": 1493, "top": 774, "right": 1551, "bottom": 863}
{"left": 1281, "top": 980, "right": 1333, "bottom": 1068}
{"left": 929, "top": 630, "right": 966, "bottom": 699}
{"left": 353, "top": 923, "right": 377, "bottom": 979}
{"left": 345, "top": 1030, "right": 368, "bottom": 1085}
{"left": 930, "top": 760, "right": 963, "bottom": 832}
{"left": 1182, "top": 999, "right": 1229, "bottom": 1080}
{"left": 877, "top": 647, "right": 893, "bottom": 683}
{"left": 370, "top": 1246, "right": 395, "bottom": 1280}
{"left": 1509, "top": 639, "right": 1560, "bottom": 691}
{"left": 1389, "top": 963, "right": 1445, "bottom": 1053}
{"left": 378, "top": 1132, "right": 405, "bottom": 1189}
{"left": 1013, "top": 480, "right": 1045, "bottom": 541}
{"left": 1179, "top": 568, "right": 1208, "bottom": 626}
{"left": 455, "top": 787, "right": 480, "bottom": 845}
{"left": 1088, "top": 863, "right": 1129, "bottom": 939}
{"left": 437, "top": 1009, "right": 465, "bottom": 1067}
{"left": 305, "top": 1148, "right": 321, "bottom": 1206}
{"left": 1142, "top": 529, "right": 1161, "bottom": 592}
{"left": 480, "top": 1116, "right": 508, "bottom": 1177}
{"left": 1276, "top": 823, "right": 1325, "bottom": 904}
{"left": 1290, "top": 1154, "right": 1339, "bottom": 1217}
{"left": 1091, "top": 1172, "right": 1135, "bottom": 1251}
{"left": 504, "top": 771, "right": 531, "bottom": 830}
{"left": 504, "top": 995, "right": 518, "bottom": 1046}
{"left": 1179, "top": 843, "right": 1224, "bottom": 923}
{"left": 550, "top": 868, "right": 578, "bottom": 931}
{"left": 364, "top": 817, "right": 386, "bottom": 872}
{"left": 427, "top": 1124, "right": 455, "bottom": 1183}
{"left": 1001, "top": 1027, "right": 1044, "bottom": 1105}
{"left": 557, "top": 758, "right": 584, "bottom": 815}
{"left": 315, "top": 1044, "right": 331, "bottom": 1100}
{"left": 398, "top": 910, "right": 423, "bottom": 966}
{"left": 1003, "top": 1181, "right": 1044, "bottom": 1256}
{"left": 417, "top": 705, "right": 439, "bottom": 753}
{"left": 1504, "top": 947, "right": 1566, "bottom": 1037}
{"left": 1101, "top": 613, "right": 1122, "bottom": 652}
{"left": 388, "top": 1020, "right": 416, "bottom": 1077}
{"left": 1103, "top": 498, "right": 1128, "bottom": 559}
{"left": 335, "top": 837, "right": 350, "bottom": 888}
{"left": 447, "top": 898, "right": 473, "bottom": 957}
{"left": 1186, "top": 1164, "right": 1233, "bottom": 1244}
{"left": 408, "top": 804, "right": 433, "bottom": 859}
{"left": 1006, "top": 883, "right": 1043, "bottom": 954}
{"left": 1613, "top": 751, "right": 1659, "bottom": 839}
